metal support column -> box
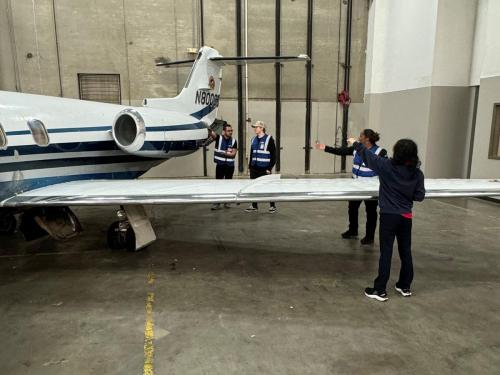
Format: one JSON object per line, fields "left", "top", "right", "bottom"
{"left": 236, "top": 0, "right": 245, "bottom": 174}
{"left": 340, "top": 0, "right": 353, "bottom": 172}
{"left": 199, "top": 0, "right": 208, "bottom": 176}
{"left": 275, "top": 0, "right": 282, "bottom": 172}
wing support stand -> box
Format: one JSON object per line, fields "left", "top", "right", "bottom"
{"left": 124, "top": 205, "right": 156, "bottom": 251}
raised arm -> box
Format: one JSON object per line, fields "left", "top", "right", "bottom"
{"left": 351, "top": 140, "right": 389, "bottom": 174}
{"left": 315, "top": 142, "right": 354, "bottom": 156}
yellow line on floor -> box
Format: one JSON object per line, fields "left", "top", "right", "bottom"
{"left": 143, "top": 272, "right": 155, "bottom": 375}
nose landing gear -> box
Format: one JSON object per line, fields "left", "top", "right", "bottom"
{"left": 107, "top": 211, "right": 136, "bottom": 251}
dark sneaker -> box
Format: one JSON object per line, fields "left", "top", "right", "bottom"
{"left": 268, "top": 206, "right": 277, "bottom": 214}
{"left": 364, "top": 287, "right": 388, "bottom": 302}
{"left": 342, "top": 230, "right": 358, "bottom": 239}
{"left": 360, "top": 237, "right": 374, "bottom": 245}
{"left": 395, "top": 286, "right": 412, "bottom": 297}
{"left": 211, "top": 203, "right": 222, "bottom": 211}
{"left": 245, "top": 205, "right": 258, "bottom": 212}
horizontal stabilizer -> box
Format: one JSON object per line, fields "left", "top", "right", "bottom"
{"left": 209, "top": 54, "right": 310, "bottom": 65}
{"left": 156, "top": 59, "right": 196, "bottom": 67}
{"left": 156, "top": 55, "right": 309, "bottom": 68}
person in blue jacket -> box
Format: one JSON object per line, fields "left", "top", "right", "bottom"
{"left": 348, "top": 137, "right": 426, "bottom": 302}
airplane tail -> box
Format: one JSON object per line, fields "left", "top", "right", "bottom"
{"left": 143, "top": 46, "right": 309, "bottom": 125}
{"left": 143, "top": 47, "right": 222, "bottom": 125}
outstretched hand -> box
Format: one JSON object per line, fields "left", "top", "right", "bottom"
{"left": 315, "top": 142, "right": 326, "bottom": 150}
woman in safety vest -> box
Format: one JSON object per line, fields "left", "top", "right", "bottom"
{"left": 315, "top": 129, "right": 387, "bottom": 245}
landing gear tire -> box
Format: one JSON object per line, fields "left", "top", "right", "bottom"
{"left": 107, "top": 221, "right": 126, "bottom": 250}
{"left": 0, "top": 214, "right": 16, "bottom": 235}
{"left": 107, "top": 221, "right": 136, "bottom": 251}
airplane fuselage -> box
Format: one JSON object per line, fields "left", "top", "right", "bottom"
{"left": 0, "top": 91, "right": 210, "bottom": 201}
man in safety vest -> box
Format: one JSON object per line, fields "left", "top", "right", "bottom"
{"left": 245, "top": 120, "right": 277, "bottom": 213}
{"left": 209, "top": 123, "right": 237, "bottom": 210}
{"left": 315, "top": 129, "right": 387, "bottom": 245}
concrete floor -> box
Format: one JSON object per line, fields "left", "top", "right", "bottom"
{"left": 0, "top": 198, "right": 499, "bottom": 375}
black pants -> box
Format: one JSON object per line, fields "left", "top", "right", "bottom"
{"left": 250, "top": 167, "right": 275, "bottom": 209}
{"left": 216, "top": 164, "right": 234, "bottom": 180}
{"left": 348, "top": 200, "right": 378, "bottom": 239}
{"left": 374, "top": 213, "right": 414, "bottom": 292}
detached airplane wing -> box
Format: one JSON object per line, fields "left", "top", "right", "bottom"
{"left": 2, "top": 175, "right": 499, "bottom": 207}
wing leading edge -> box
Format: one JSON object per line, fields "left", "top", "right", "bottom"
{"left": 1, "top": 175, "right": 499, "bottom": 207}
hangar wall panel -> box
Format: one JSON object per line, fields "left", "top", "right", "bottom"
{"left": 364, "top": 0, "right": 479, "bottom": 178}
{"left": 8, "top": 0, "right": 61, "bottom": 96}
{"left": 0, "top": 0, "right": 17, "bottom": 91}
{"left": 470, "top": 0, "right": 500, "bottom": 179}
{"left": 470, "top": 76, "right": 500, "bottom": 178}
{"left": 1, "top": 0, "right": 369, "bottom": 177}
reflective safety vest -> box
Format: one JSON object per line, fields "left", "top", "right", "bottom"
{"left": 250, "top": 134, "right": 271, "bottom": 168}
{"left": 214, "top": 135, "right": 236, "bottom": 166}
{"left": 352, "top": 145, "right": 382, "bottom": 178}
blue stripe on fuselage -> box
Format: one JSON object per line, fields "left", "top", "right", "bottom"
{"left": 190, "top": 105, "right": 216, "bottom": 120}
{"left": 0, "top": 141, "right": 119, "bottom": 157}
{"left": 5, "top": 123, "right": 205, "bottom": 136}
{"left": 0, "top": 139, "right": 203, "bottom": 157}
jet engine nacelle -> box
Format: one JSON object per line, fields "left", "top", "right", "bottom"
{"left": 112, "top": 108, "right": 148, "bottom": 154}
{"left": 111, "top": 108, "right": 209, "bottom": 158}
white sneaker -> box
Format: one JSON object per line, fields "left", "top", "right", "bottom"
{"left": 245, "top": 205, "right": 258, "bottom": 212}
{"left": 268, "top": 206, "right": 277, "bottom": 214}
{"left": 395, "top": 286, "right": 412, "bottom": 297}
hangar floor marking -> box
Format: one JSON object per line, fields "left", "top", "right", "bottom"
{"left": 143, "top": 270, "right": 156, "bottom": 375}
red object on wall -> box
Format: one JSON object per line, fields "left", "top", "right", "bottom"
{"left": 338, "top": 90, "right": 351, "bottom": 106}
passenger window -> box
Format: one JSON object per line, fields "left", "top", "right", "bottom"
{"left": 0, "top": 123, "right": 7, "bottom": 149}
{"left": 27, "top": 119, "right": 50, "bottom": 147}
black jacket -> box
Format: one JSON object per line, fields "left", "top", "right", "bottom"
{"left": 353, "top": 142, "right": 425, "bottom": 214}
{"left": 325, "top": 145, "right": 387, "bottom": 158}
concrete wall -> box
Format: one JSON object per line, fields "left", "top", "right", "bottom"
{"left": 0, "top": 0, "right": 17, "bottom": 91}
{"left": 364, "top": 0, "right": 479, "bottom": 178}
{"left": 469, "top": 0, "right": 500, "bottom": 179}
{"left": 0, "top": 0, "right": 369, "bottom": 176}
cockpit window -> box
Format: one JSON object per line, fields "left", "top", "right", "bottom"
{"left": 27, "top": 119, "right": 50, "bottom": 147}
{"left": 184, "top": 51, "right": 202, "bottom": 88}
{"left": 0, "top": 123, "right": 7, "bottom": 149}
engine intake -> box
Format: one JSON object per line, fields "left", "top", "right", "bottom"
{"left": 112, "top": 108, "right": 146, "bottom": 152}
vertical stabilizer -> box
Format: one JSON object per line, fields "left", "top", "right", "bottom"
{"left": 143, "top": 47, "right": 222, "bottom": 125}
